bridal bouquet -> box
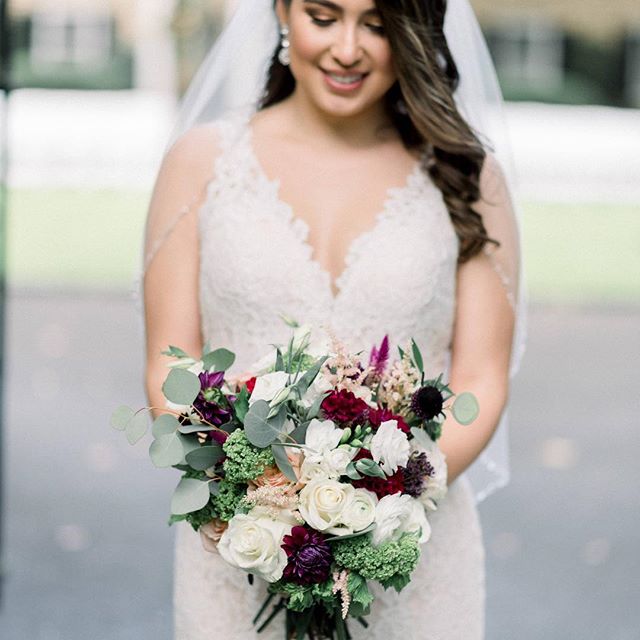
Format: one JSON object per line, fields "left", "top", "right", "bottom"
{"left": 112, "top": 320, "right": 478, "bottom": 639}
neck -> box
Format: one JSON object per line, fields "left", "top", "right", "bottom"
{"left": 281, "top": 86, "right": 396, "bottom": 149}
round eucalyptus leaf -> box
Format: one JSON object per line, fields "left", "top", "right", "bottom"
{"left": 452, "top": 392, "right": 480, "bottom": 425}
{"left": 126, "top": 412, "right": 149, "bottom": 445}
{"left": 152, "top": 414, "right": 180, "bottom": 438}
{"left": 244, "top": 400, "right": 280, "bottom": 448}
{"left": 149, "top": 433, "right": 184, "bottom": 468}
{"left": 162, "top": 368, "right": 201, "bottom": 406}
{"left": 171, "top": 478, "right": 211, "bottom": 515}
{"left": 185, "top": 445, "right": 224, "bottom": 471}
{"left": 178, "top": 423, "right": 215, "bottom": 434}
{"left": 202, "top": 348, "right": 236, "bottom": 372}
{"left": 111, "top": 405, "right": 134, "bottom": 431}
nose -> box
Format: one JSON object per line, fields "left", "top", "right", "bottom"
{"left": 330, "top": 24, "right": 363, "bottom": 68}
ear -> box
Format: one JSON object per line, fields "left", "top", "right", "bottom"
{"left": 275, "top": 0, "right": 289, "bottom": 26}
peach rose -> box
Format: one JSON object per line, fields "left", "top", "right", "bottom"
{"left": 250, "top": 465, "right": 291, "bottom": 489}
{"left": 199, "top": 518, "right": 228, "bottom": 553}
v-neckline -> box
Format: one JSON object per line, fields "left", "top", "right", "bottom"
{"left": 242, "top": 114, "right": 424, "bottom": 302}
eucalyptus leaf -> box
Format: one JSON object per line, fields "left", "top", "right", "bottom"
{"left": 126, "top": 412, "right": 149, "bottom": 445}
{"left": 178, "top": 434, "right": 201, "bottom": 464}
{"left": 149, "top": 432, "right": 184, "bottom": 467}
{"left": 170, "top": 478, "right": 211, "bottom": 515}
{"left": 271, "top": 443, "right": 298, "bottom": 482}
{"left": 452, "top": 392, "right": 479, "bottom": 425}
{"left": 162, "top": 345, "right": 189, "bottom": 358}
{"left": 305, "top": 391, "right": 329, "bottom": 421}
{"left": 185, "top": 445, "right": 224, "bottom": 471}
{"left": 290, "top": 420, "right": 310, "bottom": 444}
{"left": 202, "top": 348, "right": 235, "bottom": 372}
{"left": 209, "top": 481, "right": 221, "bottom": 496}
{"left": 162, "top": 368, "right": 201, "bottom": 405}
{"left": 275, "top": 348, "right": 285, "bottom": 372}
{"left": 355, "top": 458, "right": 386, "bottom": 479}
{"left": 111, "top": 405, "right": 134, "bottom": 431}
{"left": 244, "top": 400, "right": 283, "bottom": 448}
{"left": 411, "top": 338, "right": 424, "bottom": 373}
{"left": 177, "top": 423, "right": 216, "bottom": 434}
{"left": 152, "top": 414, "right": 180, "bottom": 438}
{"left": 325, "top": 523, "right": 375, "bottom": 542}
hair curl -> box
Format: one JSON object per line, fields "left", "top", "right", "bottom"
{"left": 261, "top": 0, "right": 499, "bottom": 262}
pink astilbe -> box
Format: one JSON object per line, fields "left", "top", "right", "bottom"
{"left": 322, "top": 328, "right": 371, "bottom": 393}
{"left": 332, "top": 569, "right": 351, "bottom": 619}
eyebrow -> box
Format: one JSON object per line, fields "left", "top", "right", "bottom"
{"left": 302, "top": 0, "right": 380, "bottom": 17}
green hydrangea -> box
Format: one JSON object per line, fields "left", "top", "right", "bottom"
{"left": 211, "top": 480, "right": 246, "bottom": 521}
{"left": 269, "top": 578, "right": 336, "bottom": 613}
{"left": 222, "top": 430, "right": 275, "bottom": 484}
{"left": 331, "top": 533, "right": 420, "bottom": 583}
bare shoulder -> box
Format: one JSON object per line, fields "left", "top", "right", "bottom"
{"left": 163, "top": 121, "right": 223, "bottom": 177}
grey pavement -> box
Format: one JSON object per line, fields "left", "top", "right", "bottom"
{"left": 1, "top": 291, "right": 639, "bottom": 640}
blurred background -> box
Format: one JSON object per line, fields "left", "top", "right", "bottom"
{"left": 0, "top": 0, "right": 638, "bottom": 638}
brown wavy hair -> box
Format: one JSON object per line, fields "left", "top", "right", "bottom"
{"left": 260, "top": 0, "right": 499, "bottom": 262}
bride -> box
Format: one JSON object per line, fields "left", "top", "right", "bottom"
{"left": 141, "top": 0, "right": 525, "bottom": 638}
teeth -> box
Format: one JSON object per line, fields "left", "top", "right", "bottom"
{"left": 328, "top": 73, "right": 363, "bottom": 85}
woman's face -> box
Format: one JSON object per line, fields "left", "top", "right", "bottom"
{"left": 277, "top": 0, "right": 396, "bottom": 119}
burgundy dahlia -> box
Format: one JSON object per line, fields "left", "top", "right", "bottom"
{"left": 351, "top": 449, "right": 405, "bottom": 498}
{"left": 193, "top": 371, "right": 232, "bottom": 442}
{"left": 411, "top": 385, "right": 445, "bottom": 421}
{"left": 366, "top": 407, "right": 410, "bottom": 434}
{"left": 281, "top": 526, "right": 333, "bottom": 585}
{"left": 403, "top": 451, "right": 435, "bottom": 498}
{"left": 320, "top": 389, "right": 369, "bottom": 426}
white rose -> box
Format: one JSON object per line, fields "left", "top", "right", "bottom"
{"left": 340, "top": 488, "right": 378, "bottom": 533}
{"left": 299, "top": 457, "right": 338, "bottom": 483}
{"left": 303, "top": 419, "right": 344, "bottom": 463}
{"left": 323, "top": 446, "right": 357, "bottom": 476}
{"left": 249, "top": 371, "right": 290, "bottom": 406}
{"left": 298, "top": 479, "right": 355, "bottom": 535}
{"left": 372, "top": 493, "right": 430, "bottom": 546}
{"left": 410, "top": 429, "right": 448, "bottom": 511}
{"left": 370, "top": 420, "right": 410, "bottom": 474}
{"left": 217, "top": 508, "right": 293, "bottom": 583}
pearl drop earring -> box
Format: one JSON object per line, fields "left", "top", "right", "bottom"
{"left": 278, "top": 25, "right": 291, "bottom": 66}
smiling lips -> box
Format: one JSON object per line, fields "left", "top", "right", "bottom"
{"left": 322, "top": 68, "right": 369, "bottom": 92}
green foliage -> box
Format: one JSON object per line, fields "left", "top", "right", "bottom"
{"left": 202, "top": 348, "right": 236, "bottom": 372}
{"left": 149, "top": 432, "right": 185, "bottom": 468}
{"left": 347, "top": 573, "right": 374, "bottom": 617}
{"left": 111, "top": 405, "right": 134, "bottom": 431}
{"left": 234, "top": 386, "right": 250, "bottom": 423}
{"left": 331, "top": 534, "right": 420, "bottom": 584}
{"left": 171, "top": 477, "right": 211, "bottom": 515}
{"left": 244, "top": 399, "right": 287, "bottom": 448}
{"left": 269, "top": 579, "right": 336, "bottom": 613}
{"left": 162, "top": 368, "right": 201, "bottom": 405}
{"left": 452, "top": 392, "right": 480, "bottom": 425}
{"left": 211, "top": 481, "right": 247, "bottom": 521}
{"left": 182, "top": 501, "right": 217, "bottom": 531}
{"left": 185, "top": 444, "right": 224, "bottom": 470}
{"left": 223, "top": 430, "right": 276, "bottom": 484}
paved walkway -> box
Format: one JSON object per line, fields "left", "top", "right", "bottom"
{"left": 0, "top": 292, "right": 638, "bottom": 639}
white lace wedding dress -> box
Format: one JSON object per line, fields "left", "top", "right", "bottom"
{"left": 173, "top": 111, "right": 485, "bottom": 639}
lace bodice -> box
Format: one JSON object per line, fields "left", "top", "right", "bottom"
{"left": 198, "top": 110, "right": 459, "bottom": 378}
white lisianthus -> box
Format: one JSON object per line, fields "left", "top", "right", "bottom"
{"left": 299, "top": 457, "right": 338, "bottom": 483}
{"left": 249, "top": 371, "right": 290, "bottom": 406}
{"left": 248, "top": 349, "right": 278, "bottom": 376}
{"left": 410, "top": 429, "right": 448, "bottom": 511}
{"left": 323, "top": 446, "right": 357, "bottom": 476}
{"left": 298, "top": 446, "right": 357, "bottom": 483}
{"left": 371, "top": 493, "right": 430, "bottom": 546}
{"left": 341, "top": 488, "right": 378, "bottom": 533}
{"left": 217, "top": 507, "right": 293, "bottom": 583}
{"left": 370, "top": 420, "right": 410, "bottom": 474}
{"left": 298, "top": 479, "right": 355, "bottom": 535}
{"left": 303, "top": 419, "right": 344, "bottom": 463}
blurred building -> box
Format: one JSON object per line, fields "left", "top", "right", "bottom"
{"left": 473, "top": 0, "right": 640, "bottom": 106}
{"left": 7, "top": 0, "right": 640, "bottom": 106}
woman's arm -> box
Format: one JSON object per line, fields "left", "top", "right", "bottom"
{"left": 438, "top": 155, "right": 517, "bottom": 485}
{"left": 143, "top": 125, "right": 220, "bottom": 419}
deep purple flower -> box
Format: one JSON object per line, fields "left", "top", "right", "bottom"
{"left": 411, "top": 384, "right": 445, "bottom": 421}
{"left": 403, "top": 451, "right": 435, "bottom": 498}
{"left": 193, "top": 371, "right": 232, "bottom": 440}
{"left": 282, "top": 526, "right": 333, "bottom": 585}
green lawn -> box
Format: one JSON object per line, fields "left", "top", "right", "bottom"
{"left": 6, "top": 189, "right": 640, "bottom": 305}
